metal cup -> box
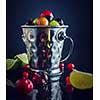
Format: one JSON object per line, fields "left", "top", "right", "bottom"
{"left": 21, "top": 25, "right": 74, "bottom": 78}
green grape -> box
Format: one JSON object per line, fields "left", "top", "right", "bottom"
{"left": 49, "top": 20, "right": 60, "bottom": 26}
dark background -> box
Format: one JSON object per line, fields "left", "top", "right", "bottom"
{"left": 6, "top": 0, "right": 93, "bottom": 100}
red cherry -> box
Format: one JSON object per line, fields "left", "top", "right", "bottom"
{"left": 66, "top": 76, "right": 71, "bottom": 85}
{"left": 23, "top": 64, "right": 30, "bottom": 69}
{"left": 40, "top": 10, "right": 53, "bottom": 17}
{"left": 23, "top": 72, "right": 29, "bottom": 78}
{"left": 66, "top": 85, "right": 74, "bottom": 93}
{"left": 67, "top": 63, "right": 75, "bottom": 71}
{"left": 16, "top": 78, "right": 33, "bottom": 94}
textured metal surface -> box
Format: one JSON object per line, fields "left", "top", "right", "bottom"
{"left": 22, "top": 27, "right": 66, "bottom": 73}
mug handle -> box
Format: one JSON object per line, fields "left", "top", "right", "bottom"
{"left": 60, "top": 35, "right": 74, "bottom": 62}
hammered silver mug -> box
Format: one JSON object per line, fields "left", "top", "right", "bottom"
{"left": 21, "top": 25, "right": 74, "bottom": 80}
{"left": 21, "top": 25, "right": 74, "bottom": 100}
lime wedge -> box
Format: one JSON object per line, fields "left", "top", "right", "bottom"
{"left": 14, "top": 53, "right": 29, "bottom": 64}
{"left": 6, "top": 59, "right": 17, "bottom": 70}
{"left": 70, "top": 70, "right": 93, "bottom": 90}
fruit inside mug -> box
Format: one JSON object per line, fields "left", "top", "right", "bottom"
{"left": 26, "top": 9, "right": 64, "bottom": 26}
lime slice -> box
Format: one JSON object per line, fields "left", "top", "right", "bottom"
{"left": 14, "top": 53, "right": 29, "bottom": 64}
{"left": 70, "top": 70, "right": 93, "bottom": 90}
{"left": 6, "top": 59, "right": 17, "bottom": 70}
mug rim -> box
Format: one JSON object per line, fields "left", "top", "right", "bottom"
{"left": 21, "top": 25, "right": 69, "bottom": 28}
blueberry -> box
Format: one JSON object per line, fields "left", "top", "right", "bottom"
{"left": 45, "top": 16, "right": 54, "bottom": 22}
{"left": 26, "top": 18, "right": 34, "bottom": 25}
{"left": 55, "top": 18, "right": 64, "bottom": 25}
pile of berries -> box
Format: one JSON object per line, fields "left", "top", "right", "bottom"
{"left": 26, "top": 10, "right": 64, "bottom": 26}
{"left": 16, "top": 63, "right": 75, "bottom": 95}
{"left": 16, "top": 64, "right": 48, "bottom": 95}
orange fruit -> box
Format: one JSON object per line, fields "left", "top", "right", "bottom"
{"left": 37, "top": 17, "right": 49, "bottom": 26}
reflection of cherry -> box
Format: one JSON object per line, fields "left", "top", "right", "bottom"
{"left": 16, "top": 72, "right": 33, "bottom": 95}
{"left": 66, "top": 85, "right": 74, "bottom": 93}
{"left": 66, "top": 76, "right": 71, "bottom": 85}
{"left": 66, "top": 76, "right": 74, "bottom": 93}
{"left": 59, "top": 63, "right": 64, "bottom": 72}
{"left": 40, "top": 32, "right": 47, "bottom": 42}
{"left": 32, "top": 72, "right": 47, "bottom": 89}
{"left": 32, "top": 73, "right": 42, "bottom": 89}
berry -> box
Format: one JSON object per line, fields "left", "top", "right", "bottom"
{"left": 66, "top": 85, "right": 74, "bottom": 93}
{"left": 26, "top": 18, "right": 34, "bottom": 25}
{"left": 45, "top": 16, "right": 54, "bottom": 22}
{"left": 55, "top": 18, "right": 64, "bottom": 25}
{"left": 23, "top": 72, "right": 29, "bottom": 78}
{"left": 66, "top": 76, "right": 71, "bottom": 85}
{"left": 23, "top": 64, "right": 30, "bottom": 69}
{"left": 16, "top": 78, "right": 33, "bottom": 94}
{"left": 40, "top": 10, "right": 54, "bottom": 18}
{"left": 37, "top": 17, "right": 49, "bottom": 26}
{"left": 50, "top": 20, "right": 60, "bottom": 26}
{"left": 67, "top": 63, "right": 75, "bottom": 71}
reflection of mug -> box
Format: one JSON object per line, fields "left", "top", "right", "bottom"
{"left": 21, "top": 25, "right": 74, "bottom": 75}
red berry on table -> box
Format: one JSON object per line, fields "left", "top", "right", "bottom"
{"left": 66, "top": 76, "right": 71, "bottom": 85}
{"left": 67, "top": 63, "right": 75, "bottom": 71}
{"left": 16, "top": 78, "right": 33, "bottom": 94}
{"left": 37, "top": 17, "right": 49, "bottom": 26}
{"left": 66, "top": 85, "right": 74, "bottom": 93}
{"left": 23, "top": 64, "right": 30, "bottom": 69}
{"left": 40, "top": 10, "right": 54, "bottom": 18}
{"left": 23, "top": 72, "right": 29, "bottom": 78}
